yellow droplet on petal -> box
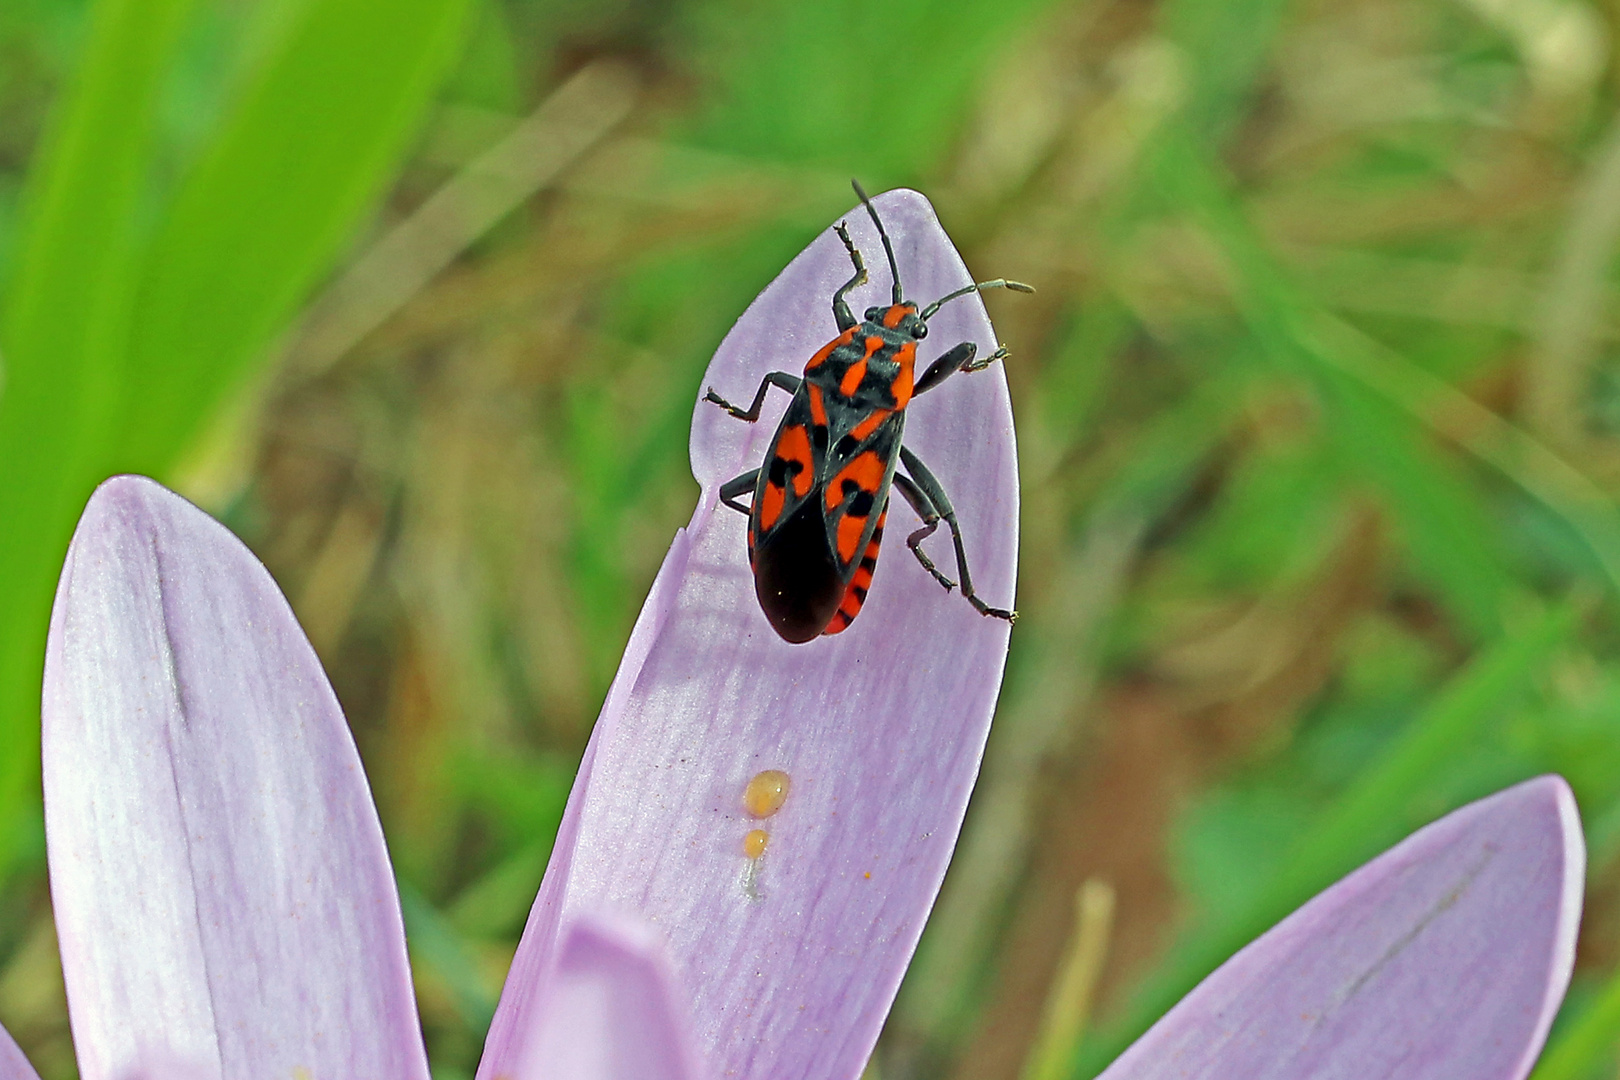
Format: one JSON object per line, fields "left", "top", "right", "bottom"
{"left": 743, "top": 769, "right": 791, "bottom": 818}
{"left": 292, "top": 1069, "right": 313, "bottom": 1080}
{"left": 743, "top": 828, "right": 770, "bottom": 859}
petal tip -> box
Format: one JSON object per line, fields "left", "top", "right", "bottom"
{"left": 500, "top": 915, "right": 698, "bottom": 1080}
{"left": 69, "top": 474, "right": 208, "bottom": 557}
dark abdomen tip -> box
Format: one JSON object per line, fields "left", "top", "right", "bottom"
{"left": 753, "top": 500, "right": 843, "bottom": 643}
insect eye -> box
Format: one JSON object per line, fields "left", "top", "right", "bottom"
{"left": 864, "top": 307, "right": 880, "bottom": 321}
{"left": 912, "top": 322, "right": 928, "bottom": 340}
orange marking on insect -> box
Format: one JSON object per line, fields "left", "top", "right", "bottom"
{"left": 823, "top": 520, "right": 885, "bottom": 637}
{"left": 825, "top": 450, "right": 886, "bottom": 511}
{"left": 883, "top": 305, "right": 909, "bottom": 328}
{"left": 807, "top": 327, "right": 856, "bottom": 370}
{"left": 849, "top": 408, "right": 890, "bottom": 443}
{"left": 892, "top": 342, "right": 915, "bottom": 408}
{"left": 825, "top": 609, "right": 856, "bottom": 636}
{"left": 808, "top": 383, "right": 828, "bottom": 428}
{"left": 837, "top": 513, "right": 868, "bottom": 564}
{"left": 758, "top": 482, "right": 785, "bottom": 530}
{"left": 777, "top": 425, "right": 815, "bottom": 497}
{"left": 841, "top": 356, "right": 869, "bottom": 396}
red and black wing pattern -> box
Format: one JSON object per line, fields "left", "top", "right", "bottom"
{"left": 747, "top": 384, "right": 824, "bottom": 558}
{"left": 746, "top": 389, "right": 842, "bottom": 643}
{"left": 823, "top": 504, "right": 886, "bottom": 636}
{"left": 817, "top": 408, "right": 904, "bottom": 635}
{"left": 747, "top": 374, "right": 906, "bottom": 642}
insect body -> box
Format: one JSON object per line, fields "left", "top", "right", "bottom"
{"left": 706, "top": 181, "right": 1029, "bottom": 643}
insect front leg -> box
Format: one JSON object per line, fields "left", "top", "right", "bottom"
{"left": 718, "top": 469, "right": 760, "bottom": 516}
{"left": 914, "top": 341, "right": 1011, "bottom": 396}
{"left": 897, "top": 446, "right": 1016, "bottom": 623}
{"left": 705, "top": 372, "right": 802, "bottom": 422}
{"left": 832, "top": 222, "right": 869, "bottom": 331}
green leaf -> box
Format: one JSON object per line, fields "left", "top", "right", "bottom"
{"left": 117, "top": 0, "right": 475, "bottom": 473}
{"left": 0, "top": 0, "right": 199, "bottom": 874}
{"left": 0, "top": 0, "right": 473, "bottom": 877}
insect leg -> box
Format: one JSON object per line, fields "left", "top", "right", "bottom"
{"left": 832, "top": 222, "right": 869, "bottom": 332}
{"left": 718, "top": 469, "right": 760, "bottom": 516}
{"left": 704, "top": 372, "right": 802, "bottom": 421}
{"left": 898, "top": 446, "right": 1016, "bottom": 623}
{"left": 914, "top": 342, "right": 1011, "bottom": 396}
{"left": 891, "top": 471, "right": 956, "bottom": 591}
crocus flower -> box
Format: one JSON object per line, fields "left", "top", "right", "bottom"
{"left": 20, "top": 189, "right": 1585, "bottom": 1080}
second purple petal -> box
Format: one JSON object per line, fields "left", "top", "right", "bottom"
{"left": 482, "top": 189, "right": 1019, "bottom": 1080}
{"left": 1100, "top": 775, "right": 1584, "bottom": 1080}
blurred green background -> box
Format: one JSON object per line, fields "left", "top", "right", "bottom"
{"left": 2, "top": 0, "right": 1619, "bottom": 1076}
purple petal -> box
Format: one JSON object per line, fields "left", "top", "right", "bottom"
{"left": 0, "top": 1024, "right": 42, "bottom": 1080}
{"left": 43, "top": 477, "right": 430, "bottom": 1080}
{"left": 512, "top": 916, "right": 697, "bottom": 1080}
{"left": 480, "top": 189, "right": 1018, "bottom": 1080}
{"left": 1099, "top": 775, "right": 1584, "bottom": 1080}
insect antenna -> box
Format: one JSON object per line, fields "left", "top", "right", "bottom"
{"left": 852, "top": 179, "right": 903, "bottom": 305}
{"left": 920, "top": 278, "right": 1035, "bottom": 321}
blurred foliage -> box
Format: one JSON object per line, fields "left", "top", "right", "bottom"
{"left": 2, "top": 0, "right": 1620, "bottom": 1077}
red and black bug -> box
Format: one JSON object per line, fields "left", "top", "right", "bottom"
{"left": 706, "top": 181, "right": 1030, "bottom": 644}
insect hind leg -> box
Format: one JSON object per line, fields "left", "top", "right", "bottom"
{"left": 705, "top": 372, "right": 801, "bottom": 422}
{"left": 892, "top": 472, "right": 956, "bottom": 591}
{"left": 898, "top": 447, "right": 1016, "bottom": 623}
{"left": 718, "top": 469, "right": 760, "bottom": 516}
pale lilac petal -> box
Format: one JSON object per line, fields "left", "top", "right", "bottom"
{"left": 43, "top": 476, "right": 430, "bottom": 1080}
{"left": 514, "top": 916, "right": 697, "bottom": 1080}
{"left": 1100, "top": 776, "right": 1584, "bottom": 1080}
{"left": 481, "top": 190, "right": 1018, "bottom": 1080}
{"left": 0, "top": 1023, "right": 42, "bottom": 1080}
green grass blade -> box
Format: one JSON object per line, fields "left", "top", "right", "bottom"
{"left": 1149, "top": 132, "right": 1512, "bottom": 637}
{"left": 688, "top": 0, "right": 1053, "bottom": 175}
{"left": 116, "top": 0, "right": 475, "bottom": 475}
{"left": 1161, "top": 0, "right": 1290, "bottom": 142}
{"left": 398, "top": 879, "right": 498, "bottom": 1035}
{"left": 0, "top": 0, "right": 199, "bottom": 875}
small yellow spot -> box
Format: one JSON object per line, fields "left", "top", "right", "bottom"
{"left": 864, "top": 872, "right": 871, "bottom": 879}
{"left": 292, "top": 1069, "right": 313, "bottom": 1080}
{"left": 743, "top": 828, "right": 770, "bottom": 859}
{"left": 743, "top": 769, "right": 792, "bottom": 818}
